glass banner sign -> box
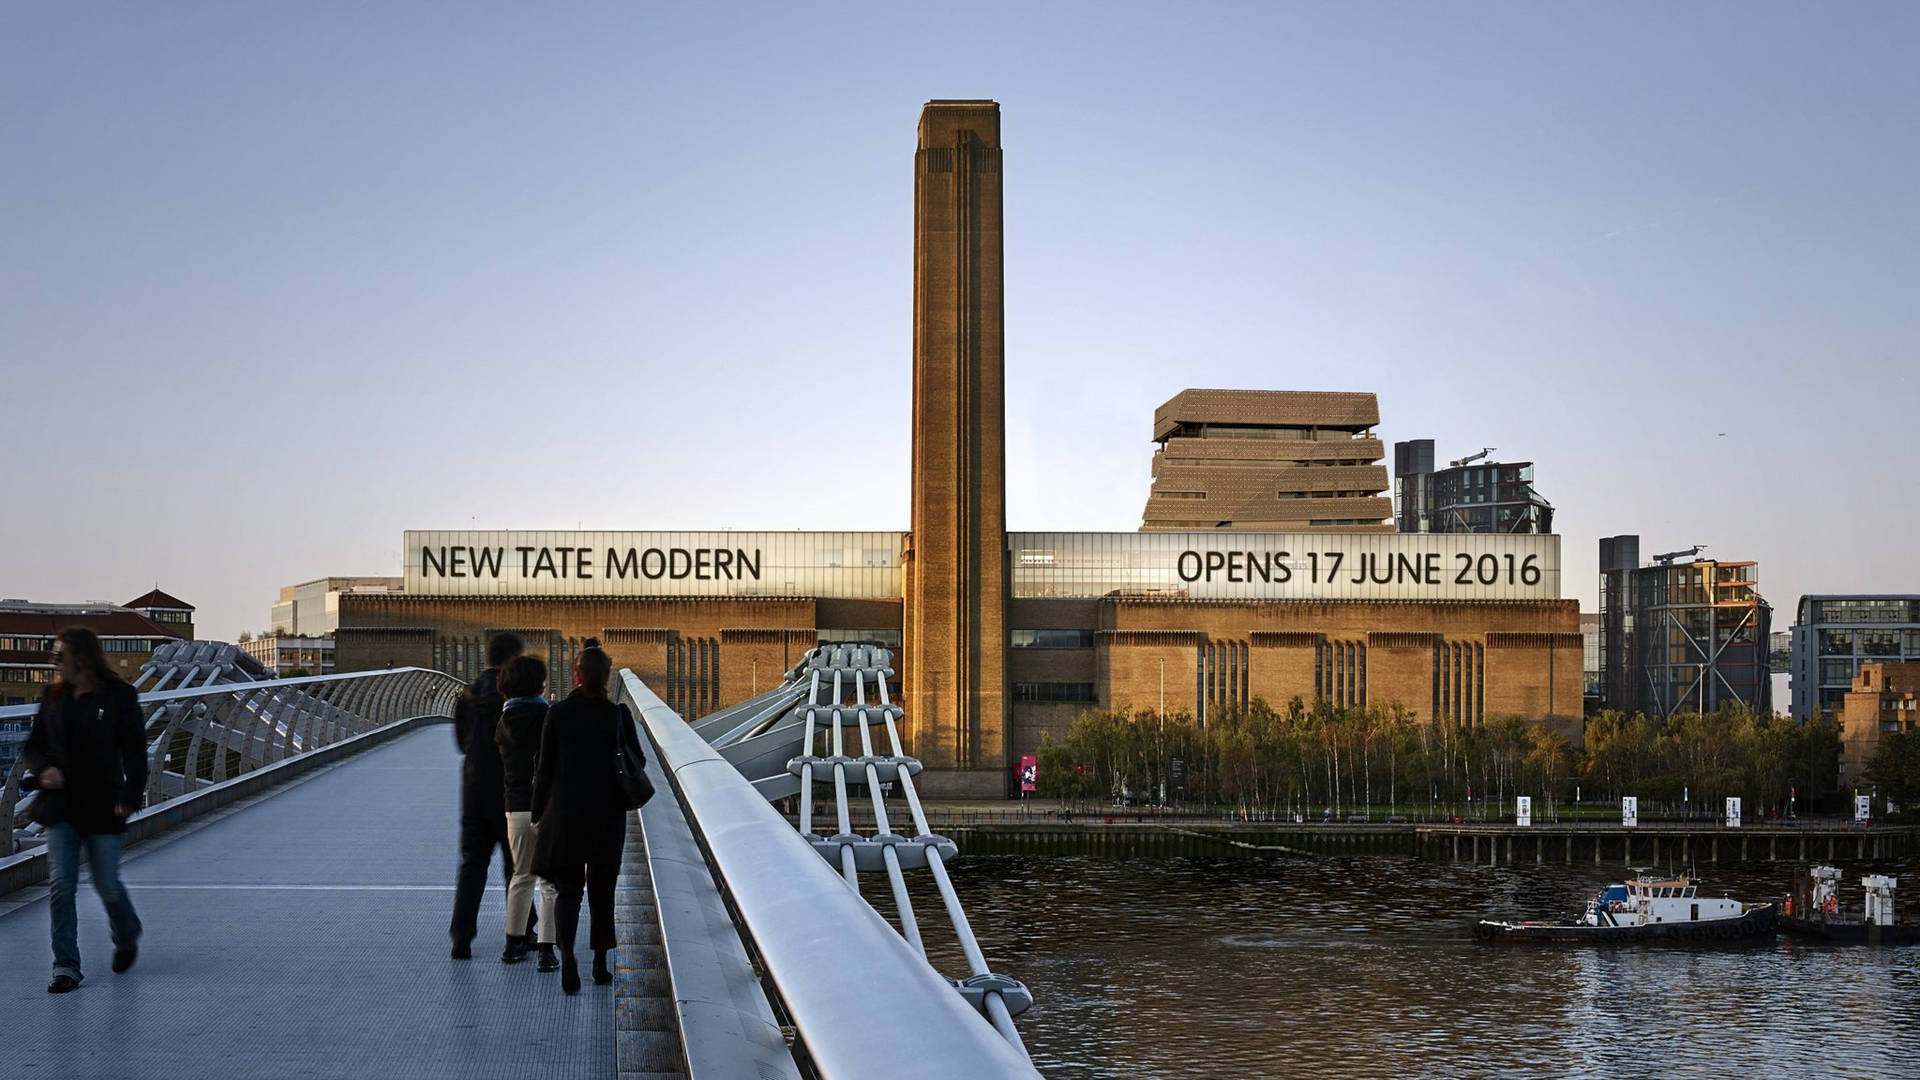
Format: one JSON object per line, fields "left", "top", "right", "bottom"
{"left": 1009, "top": 532, "right": 1561, "bottom": 601}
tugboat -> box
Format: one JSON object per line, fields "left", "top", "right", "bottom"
{"left": 1475, "top": 871, "right": 1778, "bottom": 942}
{"left": 1782, "top": 866, "right": 1920, "bottom": 945}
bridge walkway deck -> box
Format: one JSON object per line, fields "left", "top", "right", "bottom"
{"left": 0, "top": 725, "right": 625, "bottom": 1079}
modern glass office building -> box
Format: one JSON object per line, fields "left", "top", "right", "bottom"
{"left": 1789, "top": 595, "right": 1920, "bottom": 719}
{"left": 1393, "top": 440, "right": 1554, "bottom": 535}
{"left": 1598, "top": 536, "right": 1772, "bottom": 718}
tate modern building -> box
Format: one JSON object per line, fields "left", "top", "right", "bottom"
{"left": 331, "top": 102, "right": 1581, "bottom": 795}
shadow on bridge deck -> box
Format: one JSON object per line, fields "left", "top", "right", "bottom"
{"left": 0, "top": 726, "right": 619, "bottom": 1079}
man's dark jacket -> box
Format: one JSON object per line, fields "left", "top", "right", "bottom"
{"left": 495, "top": 697, "right": 548, "bottom": 814}
{"left": 453, "top": 669, "right": 507, "bottom": 818}
{"left": 21, "top": 679, "right": 147, "bottom": 834}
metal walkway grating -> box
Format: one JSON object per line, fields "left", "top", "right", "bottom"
{"left": 0, "top": 726, "right": 619, "bottom": 1079}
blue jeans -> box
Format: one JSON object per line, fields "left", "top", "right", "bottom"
{"left": 47, "top": 823, "right": 142, "bottom": 978}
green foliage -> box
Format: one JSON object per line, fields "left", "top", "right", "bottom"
{"left": 1865, "top": 731, "right": 1920, "bottom": 812}
{"left": 1034, "top": 700, "right": 1840, "bottom": 819}
{"left": 1582, "top": 705, "right": 1841, "bottom": 812}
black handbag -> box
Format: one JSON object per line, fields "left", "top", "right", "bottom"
{"left": 613, "top": 704, "right": 655, "bottom": 811}
{"left": 17, "top": 691, "right": 65, "bottom": 827}
{"left": 17, "top": 787, "right": 56, "bottom": 827}
{"left": 531, "top": 800, "right": 564, "bottom": 880}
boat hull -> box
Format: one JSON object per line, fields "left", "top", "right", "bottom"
{"left": 1781, "top": 916, "right": 1920, "bottom": 945}
{"left": 1475, "top": 904, "right": 1778, "bottom": 943}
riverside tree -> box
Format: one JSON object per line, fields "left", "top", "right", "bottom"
{"left": 1031, "top": 699, "right": 1843, "bottom": 820}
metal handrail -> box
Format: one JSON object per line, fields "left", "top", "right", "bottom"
{"left": 791, "top": 651, "right": 1032, "bottom": 1052}
{"left": 618, "top": 668, "right": 1044, "bottom": 1080}
{"left": 2, "top": 667, "right": 464, "bottom": 855}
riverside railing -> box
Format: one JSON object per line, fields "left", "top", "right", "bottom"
{"left": 789, "top": 645, "right": 1035, "bottom": 1052}
{"left": 1, "top": 667, "right": 464, "bottom": 856}
{"left": 618, "top": 663, "right": 1044, "bottom": 1080}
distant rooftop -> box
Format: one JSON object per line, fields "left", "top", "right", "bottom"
{"left": 125, "top": 587, "right": 194, "bottom": 611}
{"left": 0, "top": 608, "right": 178, "bottom": 640}
{"left": 0, "top": 599, "right": 122, "bottom": 614}
{"left": 1153, "top": 389, "right": 1380, "bottom": 443}
{"left": 1794, "top": 595, "right": 1920, "bottom": 624}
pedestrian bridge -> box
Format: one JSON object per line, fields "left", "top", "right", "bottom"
{"left": 0, "top": 650, "right": 1040, "bottom": 1079}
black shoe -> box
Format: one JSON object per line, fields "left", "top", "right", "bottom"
{"left": 560, "top": 955, "right": 581, "bottom": 995}
{"left": 502, "top": 938, "right": 528, "bottom": 964}
{"left": 536, "top": 944, "right": 558, "bottom": 973}
{"left": 47, "top": 973, "right": 82, "bottom": 994}
{"left": 593, "top": 949, "right": 613, "bottom": 985}
{"left": 451, "top": 940, "right": 472, "bottom": 960}
{"left": 112, "top": 946, "right": 138, "bottom": 974}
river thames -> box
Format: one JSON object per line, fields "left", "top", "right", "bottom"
{"left": 908, "top": 854, "right": 1920, "bottom": 1079}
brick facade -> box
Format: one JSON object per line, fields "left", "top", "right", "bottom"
{"left": 337, "top": 589, "right": 1581, "bottom": 788}
{"left": 1003, "top": 596, "right": 1582, "bottom": 762}
{"left": 1839, "top": 662, "right": 1920, "bottom": 781}
{"left": 904, "top": 100, "right": 1009, "bottom": 795}
{"left": 336, "top": 595, "right": 838, "bottom": 713}
{"left": 1144, "top": 390, "right": 1393, "bottom": 531}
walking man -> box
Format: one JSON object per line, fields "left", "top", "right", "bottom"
{"left": 449, "top": 632, "right": 523, "bottom": 958}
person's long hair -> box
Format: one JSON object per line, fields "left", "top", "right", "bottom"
{"left": 56, "top": 626, "right": 121, "bottom": 688}
{"left": 575, "top": 646, "right": 612, "bottom": 699}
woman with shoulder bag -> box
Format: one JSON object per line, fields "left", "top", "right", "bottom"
{"left": 531, "top": 645, "right": 647, "bottom": 994}
{"left": 20, "top": 627, "right": 147, "bottom": 994}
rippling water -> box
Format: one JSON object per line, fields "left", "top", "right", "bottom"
{"left": 892, "top": 854, "right": 1920, "bottom": 1079}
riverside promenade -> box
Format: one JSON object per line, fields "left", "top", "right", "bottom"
{"left": 839, "top": 801, "right": 1919, "bottom": 865}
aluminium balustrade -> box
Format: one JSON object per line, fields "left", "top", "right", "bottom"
{"left": 1, "top": 667, "right": 464, "bottom": 856}
{"left": 618, "top": 646, "right": 1041, "bottom": 1079}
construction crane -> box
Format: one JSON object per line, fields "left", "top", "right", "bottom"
{"left": 1652, "top": 545, "right": 1708, "bottom": 565}
{"left": 1449, "top": 448, "right": 1495, "bottom": 468}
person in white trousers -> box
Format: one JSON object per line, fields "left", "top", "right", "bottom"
{"left": 495, "top": 655, "right": 554, "bottom": 965}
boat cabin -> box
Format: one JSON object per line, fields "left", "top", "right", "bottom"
{"left": 1633, "top": 878, "right": 1696, "bottom": 901}
{"left": 1584, "top": 874, "right": 1749, "bottom": 927}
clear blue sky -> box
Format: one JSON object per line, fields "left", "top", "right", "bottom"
{"left": 3, "top": 2, "right": 1915, "bottom": 640}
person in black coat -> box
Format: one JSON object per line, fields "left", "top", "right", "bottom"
{"left": 19, "top": 627, "right": 147, "bottom": 993}
{"left": 532, "top": 645, "right": 642, "bottom": 994}
{"left": 448, "top": 631, "right": 522, "bottom": 959}
{"left": 493, "top": 653, "right": 553, "bottom": 966}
